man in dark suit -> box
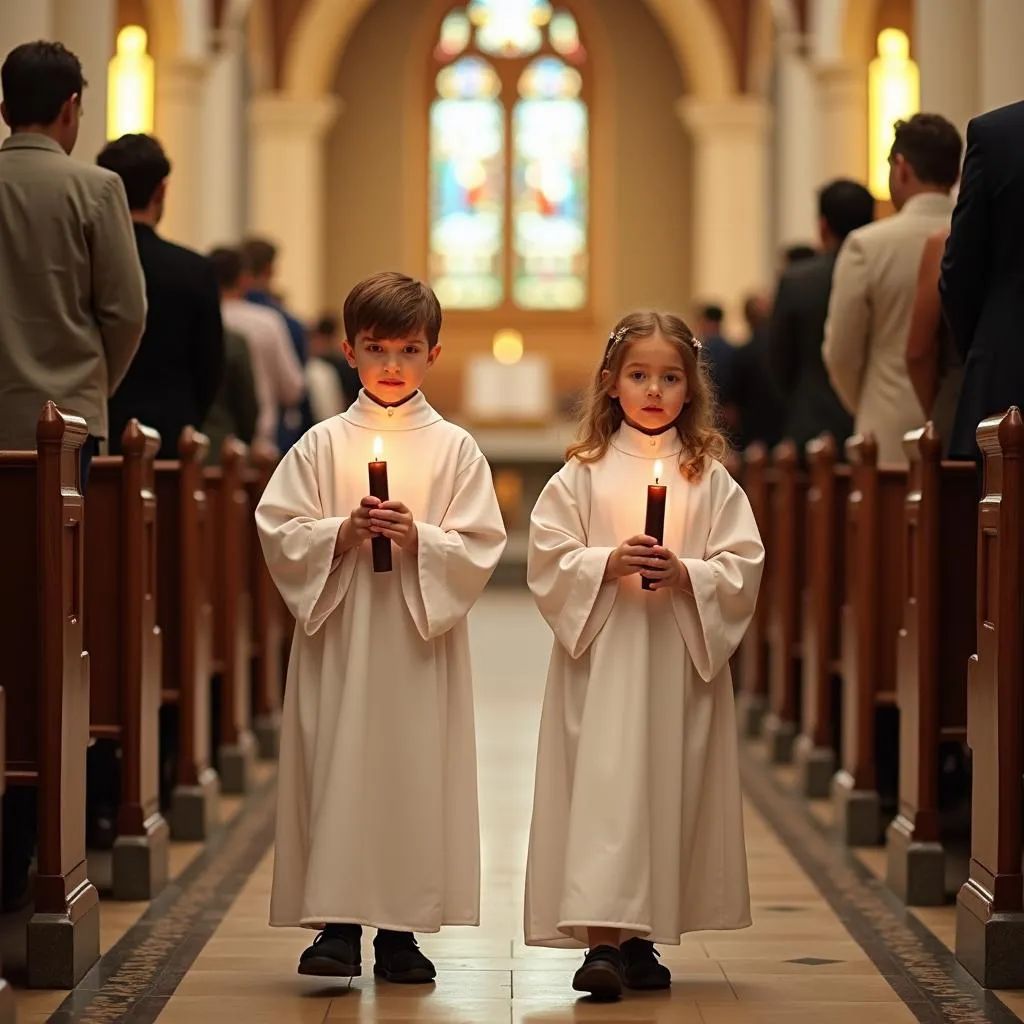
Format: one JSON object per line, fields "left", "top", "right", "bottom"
{"left": 768, "top": 179, "right": 875, "bottom": 455}
{"left": 940, "top": 100, "right": 1024, "bottom": 462}
{"left": 97, "top": 134, "right": 224, "bottom": 459}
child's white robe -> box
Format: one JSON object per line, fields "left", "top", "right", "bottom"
{"left": 524, "top": 424, "right": 764, "bottom": 948}
{"left": 255, "top": 391, "right": 506, "bottom": 932}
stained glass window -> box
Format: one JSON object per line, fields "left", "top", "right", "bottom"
{"left": 429, "top": 4, "right": 589, "bottom": 312}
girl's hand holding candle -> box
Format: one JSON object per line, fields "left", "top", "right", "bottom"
{"left": 642, "top": 460, "right": 667, "bottom": 591}
{"left": 604, "top": 534, "right": 658, "bottom": 581}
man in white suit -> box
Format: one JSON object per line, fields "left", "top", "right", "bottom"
{"left": 823, "top": 114, "right": 962, "bottom": 464}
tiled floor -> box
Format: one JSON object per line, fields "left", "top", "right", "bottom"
{"left": 153, "top": 591, "right": 937, "bottom": 1023}
{"left": 12, "top": 590, "right": 1024, "bottom": 1022}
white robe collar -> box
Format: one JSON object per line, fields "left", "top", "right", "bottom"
{"left": 611, "top": 422, "right": 684, "bottom": 461}
{"left": 343, "top": 390, "right": 442, "bottom": 432}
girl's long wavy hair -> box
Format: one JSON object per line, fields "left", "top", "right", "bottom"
{"left": 566, "top": 311, "right": 728, "bottom": 481}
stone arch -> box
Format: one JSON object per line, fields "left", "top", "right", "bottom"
{"left": 142, "top": 0, "right": 182, "bottom": 60}
{"left": 283, "top": 0, "right": 739, "bottom": 101}
{"left": 841, "top": 0, "right": 880, "bottom": 65}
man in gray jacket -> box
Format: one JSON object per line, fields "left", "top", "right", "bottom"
{"left": 0, "top": 40, "right": 146, "bottom": 486}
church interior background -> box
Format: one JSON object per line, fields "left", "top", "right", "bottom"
{"left": 3, "top": 0, "right": 1024, "bottom": 1021}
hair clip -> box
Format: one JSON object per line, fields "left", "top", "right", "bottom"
{"left": 691, "top": 335, "right": 703, "bottom": 352}
{"left": 604, "top": 325, "right": 630, "bottom": 366}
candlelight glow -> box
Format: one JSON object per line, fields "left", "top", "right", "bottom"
{"left": 868, "top": 28, "right": 919, "bottom": 200}
{"left": 492, "top": 327, "right": 524, "bottom": 365}
{"left": 373, "top": 436, "right": 384, "bottom": 461}
{"left": 107, "top": 26, "right": 155, "bottom": 140}
{"left": 654, "top": 460, "right": 663, "bottom": 485}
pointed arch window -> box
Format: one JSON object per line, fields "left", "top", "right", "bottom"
{"left": 428, "top": 1, "right": 590, "bottom": 312}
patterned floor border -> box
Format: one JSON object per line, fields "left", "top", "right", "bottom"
{"left": 49, "top": 774, "right": 278, "bottom": 1023}
{"left": 739, "top": 744, "right": 1020, "bottom": 1024}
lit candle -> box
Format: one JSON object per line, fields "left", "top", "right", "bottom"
{"left": 368, "top": 435, "right": 392, "bottom": 573}
{"left": 642, "top": 459, "right": 666, "bottom": 592}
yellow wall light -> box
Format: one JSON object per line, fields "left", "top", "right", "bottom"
{"left": 492, "top": 327, "right": 524, "bottom": 366}
{"left": 107, "top": 25, "right": 155, "bottom": 140}
{"left": 868, "top": 28, "right": 919, "bottom": 201}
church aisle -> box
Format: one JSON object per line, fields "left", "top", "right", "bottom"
{"left": 149, "top": 589, "right": 1015, "bottom": 1024}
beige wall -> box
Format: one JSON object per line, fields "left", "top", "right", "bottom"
{"left": 324, "top": 0, "right": 691, "bottom": 412}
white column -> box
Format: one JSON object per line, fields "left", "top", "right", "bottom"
{"left": 979, "top": 0, "right": 1024, "bottom": 113}
{"left": 914, "top": 0, "right": 978, "bottom": 138}
{"left": 247, "top": 93, "right": 340, "bottom": 320}
{"left": 677, "top": 96, "right": 771, "bottom": 328}
{"left": 53, "top": 0, "right": 115, "bottom": 163}
{"left": 774, "top": 31, "right": 820, "bottom": 246}
{"left": 0, "top": 0, "right": 54, "bottom": 56}
{"left": 198, "top": 26, "right": 246, "bottom": 250}
{"left": 155, "top": 58, "right": 208, "bottom": 248}
{"left": 814, "top": 62, "right": 868, "bottom": 184}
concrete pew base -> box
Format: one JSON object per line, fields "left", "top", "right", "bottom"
{"left": 736, "top": 692, "right": 767, "bottom": 739}
{"left": 169, "top": 769, "right": 221, "bottom": 841}
{"left": 254, "top": 713, "right": 281, "bottom": 760}
{"left": 219, "top": 730, "right": 258, "bottom": 795}
{"left": 956, "top": 884, "right": 1024, "bottom": 989}
{"left": 112, "top": 815, "right": 171, "bottom": 901}
{"left": 885, "top": 819, "right": 946, "bottom": 906}
{"left": 792, "top": 735, "right": 835, "bottom": 799}
{"left": 763, "top": 713, "right": 796, "bottom": 764}
{"left": 27, "top": 891, "right": 100, "bottom": 989}
{"left": 831, "top": 770, "right": 882, "bottom": 846}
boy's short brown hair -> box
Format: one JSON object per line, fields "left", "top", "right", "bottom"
{"left": 343, "top": 272, "right": 443, "bottom": 349}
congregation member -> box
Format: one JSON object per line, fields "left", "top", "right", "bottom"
{"left": 730, "top": 293, "right": 784, "bottom": 451}
{"left": 306, "top": 313, "right": 363, "bottom": 419}
{"left": 97, "top": 133, "right": 224, "bottom": 459}
{"left": 0, "top": 41, "right": 145, "bottom": 486}
{"left": 823, "top": 114, "right": 962, "bottom": 464}
{"left": 240, "top": 236, "right": 312, "bottom": 449}
{"left": 255, "top": 272, "right": 506, "bottom": 983}
{"left": 769, "top": 179, "right": 875, "bottom": 456}
{"left": 525, "top": 311, "right": 764, "bottom": 1001}
{"left": 940, "top": 99, "right": 1024, "bottom": 463}
{"left": 211, "top": 246, "right": 305, "bottom": 448}
{"left": 201, "top": 322, "right": 259, "bottom": 465}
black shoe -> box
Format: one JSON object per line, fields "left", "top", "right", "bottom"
{"left": 621, "top": 937, "right": 671, "bottom": 990}
{"left": 298, "top": 924, "right": 362, "bottom": 977}
{"left": 373, "top": 930, "right": 436, "bottom": 984}
{"left": 572, "top": 945, "right": 624, "bottom": 1001}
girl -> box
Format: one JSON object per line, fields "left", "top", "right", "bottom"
{"left": 524, "top": 311, "right": 765, "bottom": 1001}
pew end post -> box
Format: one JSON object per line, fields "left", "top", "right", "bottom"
{"left": 793, "top": 433, "right": 843, "bottom": 798}
{"left": 956, "top": 407, "right": 1024, "bottom": 988}
{"left": 27, "top": 403, "right": 101, "bottom": 987}
{"left": 831, "top": 431, "right": 884, "bottom": 847}
{"left": 165, "top": 428, "right": 222, "bottom": 841}
{"left": 737, "top": 442, "right": 771, "bottom": 737}
{"left": 763, "top": 439, "right": 804, "bottom": 764}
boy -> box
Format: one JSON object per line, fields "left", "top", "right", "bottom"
{"left": 255, "top": 271, "right": 507, "bottom": 983}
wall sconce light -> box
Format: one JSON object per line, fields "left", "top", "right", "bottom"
{"left": 868, "top": 28, "right": 919, "bottom": 201}
{"left": 492, "top": 327, "right": 524, "bottom": 365}
{"left": 107, "top": 25, "right": 155, "bottom": 140}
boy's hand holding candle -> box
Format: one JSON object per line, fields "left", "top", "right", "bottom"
{"left": 369, "top": 500, "right": 418, "bottom": 553}
{"left": 336, "top": 497, "right": 380, "bottom": 556}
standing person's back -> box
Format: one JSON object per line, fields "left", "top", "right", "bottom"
{"left": 0, "top": 41, "right": 146, "bottom": 463}
{"left": 769, "top": 180, "right": 875, "bottom": 455}
{"left": 97, "top": 134, "right": 224, "bottom": 459}
{"left": 823, "top": 114, "right": 962, "bottom": 464}
{"left": 940, "top": 100, "right": 1024, "bottom": 461}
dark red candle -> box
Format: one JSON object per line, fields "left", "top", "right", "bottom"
{"left": 368, "top": 435, "right": 392, "bottom": 573}
{"left": 642, "top": 459, "right": 666, "bottom": 591}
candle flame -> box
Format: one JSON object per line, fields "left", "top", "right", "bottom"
{"left": 373, "top": 436, "right": 384, "bottom": 461}
{"left": 654, "top": 459, "right": 663, "bottom": 485}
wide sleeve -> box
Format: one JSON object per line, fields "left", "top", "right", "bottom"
{"left": 672, "top": 466, "right": 765, "bottom": 682}
{"left": 526, "top": 463, "right": 617, "bottom": 659}
{"left": 400, "top": 446, "right": 507, "bottom": 641}
{"left": 255, "top": 441, "right": 357, "bottom": 636}
{"left": 822, "top": 233, "right": 871, "bottom": 413}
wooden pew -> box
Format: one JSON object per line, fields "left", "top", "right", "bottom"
{"left": 204, "top": 440, "right": 256, "bottom": 793}
{"left": 793, "top": 435, "right": 850, "bottom": 797}
{"left": 0, "top": 688, "right": 18, "bottom": 1021}
{"left": 737, "top": 443, "right": 772, "bottom": 736}
{"left": 886, "top": 423, "right": 976, "bottom": 905}
{"left": 156, "top": 429, "right": 220, "bottom": 841}
{"left": 956, "top": 407, "right": 1024, "bottom": 989}
{"left": 247, "top": 447, "right": 283, "bottom": 759}
{"left": 832, "top": 434, "right": 907, "bottom": 846}
{"left": 85, "top": 420, "right": 169, "bottom": 900}
{"left": 764, "top": 440, "right": 806, "bottom": 762}
{"left": 0, "top": 403, "right": 99, "bottom": 987}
